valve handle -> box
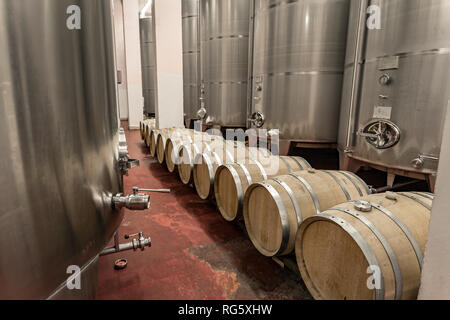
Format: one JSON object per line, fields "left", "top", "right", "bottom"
{"left": 133, "top": 187, "right": 171, "bottom": 194}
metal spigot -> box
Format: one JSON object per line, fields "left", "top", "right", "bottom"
{"left": 411, "top": 154, "right": 439, "bottom": 169}
{"left": 100, "top": 232, "right": 151, "bottom": 256}
{"left": 118, "top": 146, "right": 140, "bottom": 175}
{"left": 197, "top": 107, "right": 207, "bottom": 120}
{"left": 124, "top": 232, "right": 152, "bottom": 252}
{"left": 118, "top": 128, "right": 140, "bottom": 175}
{"left": 112, "top": 188, "right": 150, "bottom": 211}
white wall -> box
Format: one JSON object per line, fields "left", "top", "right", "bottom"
{"left": 113, "top": 0, "right": 129, "bottom": 121}
{"left": 122, "top": 0, "right": 144, "bottom": 129}
{"left": 153, "top": 0, "right": 184, "bottom": 129}
{"left": 419, "top": 100, "right": 450, "bottom": 299}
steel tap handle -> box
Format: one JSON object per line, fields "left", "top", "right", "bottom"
{"left": 133, "top": 187, "right": 171, "bottom": 194}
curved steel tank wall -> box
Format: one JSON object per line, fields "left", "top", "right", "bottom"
{"left": 182, "top": 0, "right": 200, "bottom": 119}
{"left": 200, "top": 0, "right": 251, "bottom": 127}
{"left": 140, "top": 17, "right": 156, "bottom": 115}
{"left": 0, "top": 0, "right": 123, "bottom": 299}
{"left": 338, "top": 0, "right": 450, "bottom": 175}
{"left": 251, "top": 0, "right": 350, "bottom": 141}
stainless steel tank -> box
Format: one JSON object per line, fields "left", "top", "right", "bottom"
{"left": 338, "top": 0, "right": 450, "bottom": 181}
{"left": 182, "top": 0, "right": 200, "bottom": 119}
{"left": 0, "top": 0, "right": 123, "bottom": 299}
{"left": 249, "top": 0, "right": 350, "bottom": 141}
{"left": 200, "top": 0, "right": 251, "bottom": 127}
{"left": 140, "top": 17, "right": 156, "bottom": 116}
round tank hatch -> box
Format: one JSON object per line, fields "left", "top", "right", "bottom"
{"left": 250, "top": 112, "right": 265, "bottom": 128}
{"left": 360, "top": 119, "right": 401, "bottom": 149}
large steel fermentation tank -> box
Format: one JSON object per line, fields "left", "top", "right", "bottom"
{"left": 140, "top": 16, "right": 156, "bottom": 116}
{"left": 338, "top": 0, "right": 450, "bottom": 184}
{"left": 182, "top": 0, "right": 200, "bottom": 119}
{"left": 0, "top": 0, "right": 123, "bottom": 299}
{"left": 249, "top": 0, "right": 350, "bottom": 141}
{"left": 200, "top": 0, "right": 251, "bottom": 127}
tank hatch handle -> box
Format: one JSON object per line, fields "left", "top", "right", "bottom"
{"left": 358, "top": 119, "right": 401, "bottom": 149}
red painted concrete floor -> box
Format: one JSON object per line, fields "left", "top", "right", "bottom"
{"left": 97, "top": 123, "right": 312, "bottom": 300}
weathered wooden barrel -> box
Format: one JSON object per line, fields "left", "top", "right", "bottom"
{"left": 156, "top": 128, "right": 190, "bottom": 164}
{"left": 193, "top": 142, "right": 271, "bottom": 200}
{"left": 146, "top": 125, "right": 152, "bottom": 147}
{"left": 295, "top": 192, "right": 433, "bottom": 300}
{"left": 165, "top": 131, "right": 213, "bottom": 172}
{"left": 214, "top": 156, "right": 312, "bottom": 222}
{"left": 142, "top": 122, "right": 154, "bottom": 147}
{"left": 165, "top": 134, "right": 194, "bottom": 172}
{"left": 178, "top": 138, "right": 225, "bottom": 184}
{"left": 141, "top": 119, "right": 155, "bottom": 141}
{"left": 149, "top": 129, "right": 160, "bottom": 157}
{"left": 140, "top": 121, "right": 145, "bottom": 139}
{"left": 243, "top": 170, "right": 370, "bottom": 257}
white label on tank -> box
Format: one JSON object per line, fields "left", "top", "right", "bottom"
{"left": 373, "top": 106, "right": 392, "bottom": 120}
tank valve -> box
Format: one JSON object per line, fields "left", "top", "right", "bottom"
{"left": 112, "top": 187, "right": 150, "bottom": 211}
{"left": 411, "top": 154, "right": 439, "bottom": 169}
{"left": 100, "top": 232, "right": 151, "bottom": 256}
{"left": 197, "top": 107, "right": 207, "bottom": 120}
{"left": 124, "top": 232, "right": 152, "bottom": 251}
{"left": 118, "top": 128, "right": 140, "bottom": 175}
{"left": 411, "top": 157, "right": 425, "bottom": 169}
{"left": 379, "top": 73, "right": 392, "bottom": 86}
{"left": 119, "top": 156, "right": 140, "bottom": 176}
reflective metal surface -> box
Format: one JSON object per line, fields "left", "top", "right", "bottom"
{"left": 200, "top": 0, "right": 251, "bottom": 126}
{"left": 251, "top": 0, "right": 350, "bottom": 141}
{"left": 0, "top": 0, "right": 123, "bottom": 299}
{"left": 140, "top": 17, "right": 156, "bottom": 115}
{"left": 338, "top": 0, "right": 450, "bottom": 174}
{"left": 182, "top": 0, "right": 200, "bottom": 119}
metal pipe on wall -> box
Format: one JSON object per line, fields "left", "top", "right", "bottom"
{"left": 344, "top": 0, "right": 370, "bottom": 151}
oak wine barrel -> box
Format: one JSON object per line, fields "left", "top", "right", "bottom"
{"left": 149, "top": 129, "right": 160, "bottom": 157}
{"left": 243, "top": 169, "right": 370, "bottom": 257}
{"left": 295, "top": 192, "right": 433, "bottom": 300}
{"left": 193, "top": 142, "right": 271, "bottom": 200}
{"left": 214, "top": 156, "right": 312, "bottom": 221}
{"left": 156, "top": 128, "right": 190, "bottom": 164}
{"left": 177, "top": 138, "right": 225, "bottom": 184}
{"left": 165, "top": 131, "right": 216, "bottom": 172}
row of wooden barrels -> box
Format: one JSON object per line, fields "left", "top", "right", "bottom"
{"left": 139, "top": 122, "right": 433, "bottom": 300}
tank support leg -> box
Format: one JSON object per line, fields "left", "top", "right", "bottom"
{"left": 387, "top": 172, "right": 396, "bottom": 187}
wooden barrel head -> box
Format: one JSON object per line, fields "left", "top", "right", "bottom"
{"left": 193, "top": 153, "right": 215, "bottom": 200}
{"left": 214, "top": 165, "right": 241, "bottom": 221}
{"left": 156, "top": 134, "right": 166, "bottom": 164}
{"left": 149, "top": 130, "right": 159, "bottom": 157}
{"left": 165, "top": 139, "right": 177, "bottom": 172}
{"left": 178, "top": 145, "right": 193, "bottom": 184}
{"left": 297, "top": 216, "right": 374, "bottom": 300}
{"left": 244, "top": 183, "right": 284, "bottom": 257}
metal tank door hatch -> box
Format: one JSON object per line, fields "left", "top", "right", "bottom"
{"left": 358, "top": 119, "right": 401, "bottom": 149}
